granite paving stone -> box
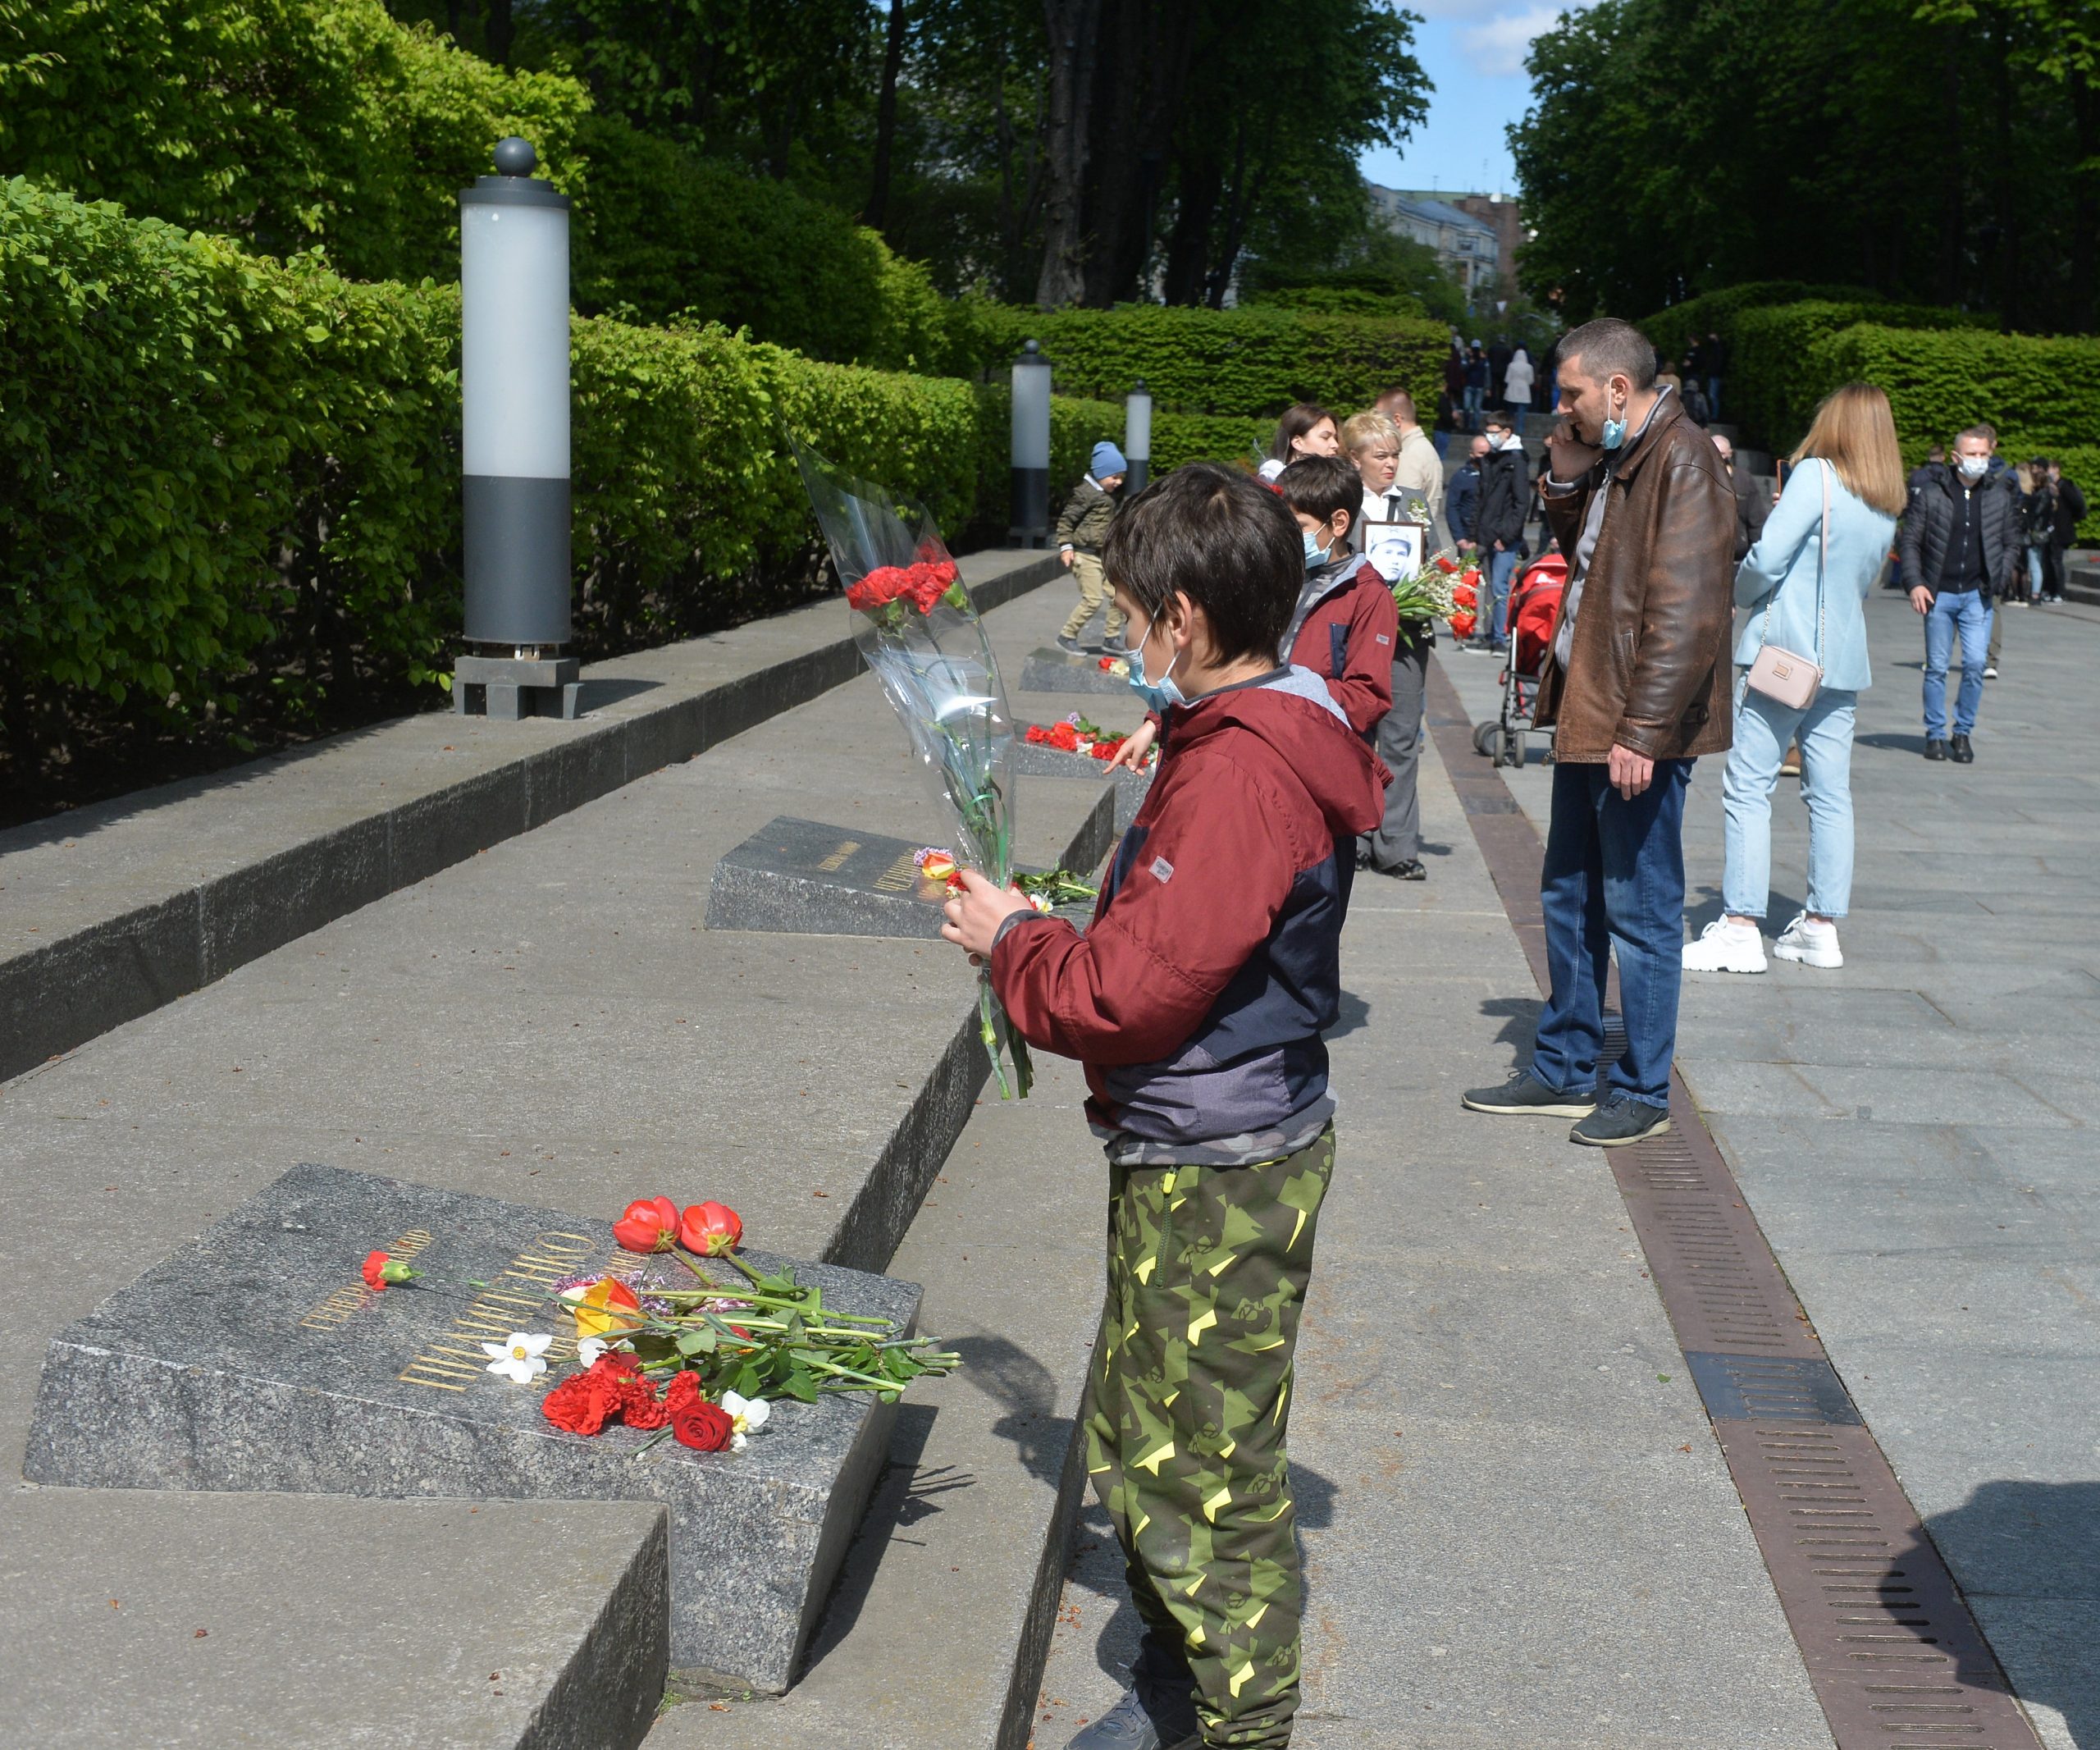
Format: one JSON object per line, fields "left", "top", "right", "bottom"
{"left": 1438, "top": 586, "right": 2100, "bottom": 1744}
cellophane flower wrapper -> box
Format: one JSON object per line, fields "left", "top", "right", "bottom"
{"left": 796, "top": 444, "right": 1034, "bottom": 1099}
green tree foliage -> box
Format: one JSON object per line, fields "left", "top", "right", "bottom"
{"left": 0, "top": 0, "right": 590, "bottom": 281}
{"left": 570, "top": 113, "right": 945, "bottom": 366}
{"left": 1512, "top": 0, "right": 2100, "bottom": 334}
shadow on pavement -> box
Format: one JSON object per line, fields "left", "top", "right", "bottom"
{"left": 1915, "top": 1478, "right": 2100, "bottom": 1748}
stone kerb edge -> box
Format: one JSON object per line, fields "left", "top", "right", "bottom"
{"left": 0, "top": 558, "right": 1062, "bottom": 1085}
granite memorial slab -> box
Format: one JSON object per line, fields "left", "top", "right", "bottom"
{"left": 1011, "top": 740, "right": 1153, "bottom": 836}
{"left": 704, "top": 816, "right": 961, "bottom": 939}
{"left": 705, "top": 811, "right": 1113, "bottom": 938}
{"left": 22, "top": 1161, "right": 919, "bottom": 1691}
{"left": 1019, "top": 646, "right": 1137, "bottom": 695}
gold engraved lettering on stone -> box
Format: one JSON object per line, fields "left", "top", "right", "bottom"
{"left": 872, "top": 850, "right": 920, "bottom": 893}
{"left": 298, "top": 1227, "right": 436, "bottom": 1330}
{"left": 815, "top": 839, "right": 861, "bottom": 873}
{"left": 397, "top": 1229, "right": 599, "bottom": 1391}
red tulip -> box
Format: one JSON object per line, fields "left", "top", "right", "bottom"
{"left": 612, "top": 1195, "right": 679, "bottom": 1254}
{"left": 678, "top": 1200, "right": 742, "bottom": 1257}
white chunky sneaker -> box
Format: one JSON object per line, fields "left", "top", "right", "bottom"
{"left": 1682, "top": 917, "right": 1768, "bottom": 973}
{"left": 1772, "top": 912, "right": 1843, "bottom": 969}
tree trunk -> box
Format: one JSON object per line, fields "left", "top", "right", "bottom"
{"left": 1938, "top": 25, "right": 1965, "bottom": 305}
{"left": 2074, "top": 73, "right": 2098, "bottom": 331}
{"left": 1036, "top": 0, "right": 1102, "bottom": 307}
{"left": 1990, "top": 8, "right": 2017, "bottom": 328}
{"left": 1161, "top": 152, "right": 1219, "bottom": 306}
{"left": 484, "top": 0, "right": 512, "bottom": 65}
{"left": 865, "top": 0, "right": 908, "bottom": 231}
{"left": 1077, "top": 0, "right": 1200, "bottom": 307}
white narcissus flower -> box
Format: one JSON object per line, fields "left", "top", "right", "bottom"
{"left": 575, "top": 1336, "right": 609, "bottom": 1368}
{"left": 482, "top": 1332, "right": 554, "bottom": 1384}
{"left": 720, "top": 1391, "right": 771, "bottom": 1452}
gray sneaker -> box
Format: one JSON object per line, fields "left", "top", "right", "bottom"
{"left": 1063, "top": 1685, "right": 1202, "bottom": 1750}
{"left": 1568, "top": 1094, "right": 1671, "bottom": 1147}
{"left": 1460, "top": 1070, "right": 1596, "bottom": 1118}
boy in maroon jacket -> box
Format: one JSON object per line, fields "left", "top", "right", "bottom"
{"left": 1275, "top": 454, "right": 1399, "bottom": 739}
{"left": 943, "top": 465, "right": 1386, "bottom": 1750}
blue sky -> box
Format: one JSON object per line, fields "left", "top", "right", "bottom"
{"left": 1356, "top": 2, "right": 1580, "bottom": 197}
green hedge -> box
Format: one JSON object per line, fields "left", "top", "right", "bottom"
{"left": 938, "top": 301, "right": 1449, "bottom": 423}
{"left": 1637, "top": 281, "right": 1881, "bottom": 371}
{"left": 0, "top": 178, "right": 985, "bottom": 742}
{"left": 1, "top": 179, "right": 1283, "bottom": 751}
{"left": 1728, "top": 302, "right": 1997, "bottom": 453}
{"left": 0, "top": 0, "right": 591, "bottom": 283}
{"left": 1805, "top": 324, "right": 2100, "bottom": 539}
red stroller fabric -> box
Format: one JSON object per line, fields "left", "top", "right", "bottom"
{"left": 1509, "top": 554, "right": 1565, "bottom": 674}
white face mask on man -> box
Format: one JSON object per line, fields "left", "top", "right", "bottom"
{"left": 1955, "top": 452, "right": 1988, "bottom": 482}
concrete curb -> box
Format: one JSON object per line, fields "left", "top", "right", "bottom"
{"left": 0, "top": 555, "right": 1061, "bottom": 1085}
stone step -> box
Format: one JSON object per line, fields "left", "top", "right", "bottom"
{"left": 0, "top": 551, "right": 1061, "bottom": 1083}
{"left": 2, "top": 1490, "right": 669, "bottom": 1748}
{"left": 643, "top": 1053, "right": 1103, "bottom": 1750}
{"left": 0, "top": 578, "right": 1123, "bottom": 1723}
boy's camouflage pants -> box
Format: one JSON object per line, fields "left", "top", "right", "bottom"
{"left": 1085, "top": 1126, "right": 1335, "bottom": 1750}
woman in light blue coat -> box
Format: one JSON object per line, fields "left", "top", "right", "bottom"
{"left": 1684, "top": 384, "right": 1907, "bottom": 974}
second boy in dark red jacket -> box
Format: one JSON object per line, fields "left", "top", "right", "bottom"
{"left": 1276, "top": 455, "right": 1399, "bottom": 740}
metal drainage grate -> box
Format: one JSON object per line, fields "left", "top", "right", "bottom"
{"left": 1419, "top": 654, "right": 2046, "bottom": 1750}
{"left": 1685, "top": 1352, "right": 1861, "bottom": 1424}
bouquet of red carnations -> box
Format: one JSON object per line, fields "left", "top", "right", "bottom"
{"left": 1024, "top": 713, "right": 1142, "bottom": 763}
{"left": 795, "top": 445, "right": 1032, "bottom": 1097}
{"left": 364, "top": 1194, "right": 956, "bottom": 1457}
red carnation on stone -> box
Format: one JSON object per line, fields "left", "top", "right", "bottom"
{"left": 362, "top": 1250, "right": 417, "bottom": 1292}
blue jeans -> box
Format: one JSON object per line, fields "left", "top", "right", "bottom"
{"left": 2025, "top": 546, "right": 2045, "bottom": 601}
{"left": 1722, "top": 680, "right": 1857, "bottom": 920}
{"left": 1922, "top": 590, "right": 1991, "bottom": 737}
{"left": 1531, "top": 758, "right": 1695, "bottom": 1109}
{"left": 1463, "top": 386, "right": 1484, "bottom": 423}
{"left": 1487, "top": 546, "right": 1520, "bottom": 647}
{"left": 1706, "top": 376, "right": 1722, "bottom": 417}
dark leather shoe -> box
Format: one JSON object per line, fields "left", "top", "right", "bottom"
{"left": 1950, "top": 733, "right": 1974, "bottom": 763}
{"left": 1924, "top": 738, "right": 1949, "bottom": 761}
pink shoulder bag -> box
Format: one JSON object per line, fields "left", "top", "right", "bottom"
{"left": 1744, "top": 463, "right": 1828, "bottom": 710}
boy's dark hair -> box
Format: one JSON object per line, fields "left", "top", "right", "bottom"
{"left": 1104, "top": 464, "right": 1296, "bottom": 664}
{"left": 1276, "top": 455, "right": 1363, "bottom": 531}
{"left": 1559, "top": 317, "right": 1657, "bottom": 391}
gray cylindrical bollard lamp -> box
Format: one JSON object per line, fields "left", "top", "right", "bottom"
{"left": 1008, "top": 339, "right": 1051, "bottom": 548}
{"left": 1124, "top": 378, "right": 1153, "bottom": 496}
{"left": 453, "top": 136, "right": 579, "bottom": 720}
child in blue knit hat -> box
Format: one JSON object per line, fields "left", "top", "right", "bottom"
{"left": 1055, "top": 441, "right": 1130, "bottom": 654}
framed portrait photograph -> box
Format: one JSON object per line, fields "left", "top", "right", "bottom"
{"left": 1360, "top": 518, "right": 1430, "bottom": 584}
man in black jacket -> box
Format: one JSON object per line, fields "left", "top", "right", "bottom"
{"left": 1899, "top": 427, "right": 2019, "bottom": 762}
{"left": 2047, "top": 459, "right": 2086, "bottom": 602}
{"left": 1474, "top": 414, "right": 1529, "bottom": 651}
{"left": 1711, "top": 432, "right": 1769, "bottom": 561}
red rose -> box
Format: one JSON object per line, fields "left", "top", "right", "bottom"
{"left": 664, "top": 1371, "right": 734, "bottom": 1451}
{"left": 678, "top": 1200, "right": 742, "bottom": 1257}
{"left": 612, "top": 1195, "right": 679, "bottom": 1254}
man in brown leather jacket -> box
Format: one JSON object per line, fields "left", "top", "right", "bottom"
{"left": 1462, "top": 318, "right": 1735, "bottom": 1146}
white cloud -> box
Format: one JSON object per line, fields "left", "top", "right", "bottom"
{"left": 1454, "top": 2, "right": 1589, "bottom": 79}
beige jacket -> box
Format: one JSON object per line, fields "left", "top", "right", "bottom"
{"left": 1394, "top": 426, "right": 1445, "bottom": 533}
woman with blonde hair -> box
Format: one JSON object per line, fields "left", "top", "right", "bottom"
{"left": 1683, "top": 382, "right": 1906, "bottom": 975}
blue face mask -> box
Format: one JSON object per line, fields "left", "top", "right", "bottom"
{"left": 1600, "top": 407, "right": 1628, "bottom": 451}
{"left": 1121, "top": 611, "right": 1188, "bottom": 714}
{"left": 1302, "top": 528, "right": 1331, "bottom": 569}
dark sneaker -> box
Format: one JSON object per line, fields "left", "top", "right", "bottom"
{"left": 1569, "top": 1095, "right": 1672, "bottom": 1148}
{"left": 1924, "top": 738, "right": 1949, "bottom": 761}
{"left": 1386, "top": 858, "right": 1427, "bottom": 880}
{"left": 1950, "top": 733, "right": 1974, "bottom": 763}
{"left": 1461, "top": 1071, "right": 1596, "bottom": 1118}
{"left": 1057, "top": 633, "right": 1088, "bottom": 655}
{"left": 1063, "top": 1684, "right": 1200, "bottom": 1750}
